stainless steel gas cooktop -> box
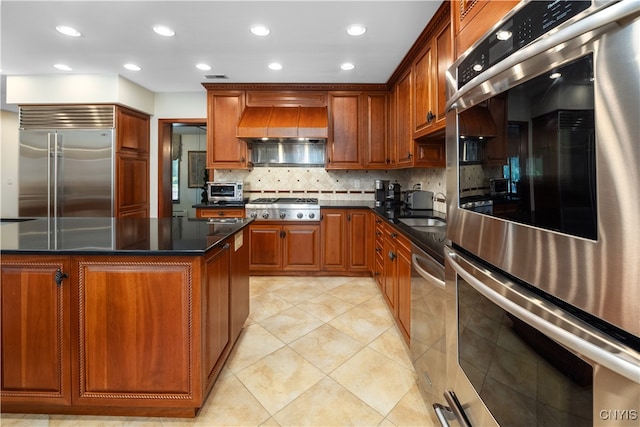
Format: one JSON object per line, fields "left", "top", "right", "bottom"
{"left": 245, "top": 197, "right": 319, "bottom": 221}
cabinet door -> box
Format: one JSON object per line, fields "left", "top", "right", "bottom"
{"left": 283, "top": 224, "right": 320, "bottom": 271}
{"left": 327, "top": 92, "right": 362, "bottom": 169}
{"left": 373, "top": 216, "right": 385, "bottom": 287}
{"left": 321, "top": 209, "right": 347, "bottom": 271}
{"left": 115, "top": 107, "right": 150, "bottom": 218}
{"left": 203, "top": 245, "right": 231, "bottom": 388}
{"left": 116, "top": 107, "right": 150, "bottom": 153}
{"left": 115, "top": 152, "right": 149, "bottom": 217}
{"left": 395, "top": 71, "right": 414, "bottom": 168}
{"left": 1, "top": 257, "right": 72, "bottom": 405}
{"left": 74, "top": 258, "right": 195, "bottom": 404}
{"left": 396, "top": 242, "right": 412, "bottom": 344}
{"left": 195, "top": 208, "right": 245, "bottom": 219}
{"left": 347, "top": 210, "right": 370, "bottom": 272}
{"left": 207, "top": 91, "right": 248, "bottom": 169}
{"left": 249, "top": 224, "right": 283, "bottom": 271}
{"left": 382, "top": 232, "right": 398, "bottom": 312}
{"left": 414, "top": 141, "right": 446, "bottom": 168}
{"left": 363, "top": 92, "right": 391, "bottom": 168}
{"left": 229, "top": 228, "right": 250, "bottom": 343}
{"left": 413, "top": 44, "right": 434, "bottom": 135}
{"left": 433, "top": 20, "right": 452, "bottom": 128}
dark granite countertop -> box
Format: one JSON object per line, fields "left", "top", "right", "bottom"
{"left": 371, "top": 206, "right": 448, "bottom": 265}
{"left": 319, "top": 200, "right": 376, "bottom": 209}
{"left": 0, "top": 217, "right": 252, "bottom": 256}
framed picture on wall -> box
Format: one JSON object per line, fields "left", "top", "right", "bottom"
{"left": 188, "top": 151, "right": 206, "bottom": 188}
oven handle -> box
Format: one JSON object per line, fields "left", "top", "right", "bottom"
{"left": 446, "top": 0, "right": 640, "bottom": 110}
{"left": 446, "top": 247, "right": 640, "bottom": 384}
{"left": 412, "top": 253, "right": 445, "bottom": 289}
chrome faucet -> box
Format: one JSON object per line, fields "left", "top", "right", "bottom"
{"left": 433, "top": 192, "right": 446, "bottom": 202}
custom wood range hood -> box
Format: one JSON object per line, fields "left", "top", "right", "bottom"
{"left": 236, "top": 106, "right": 328, "bottom": 142}
{"left": 458, "top": 104, "right": 497, "bottom": 138}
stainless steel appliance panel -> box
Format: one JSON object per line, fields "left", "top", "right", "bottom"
{"left": 410, "top": 243, "right": 450, "bottom": 425}
{"left": 445, "top": 247, "right": 640, "bottom": 427}
{"left": 19, "top": 129, "right": 114, "bottom": 217}
{"left": 446, "top": 0, "right": 640, "bottom": 337}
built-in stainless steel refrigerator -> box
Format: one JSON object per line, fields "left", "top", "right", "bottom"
{"left": 18, "top": 106, "right": 115, "bottom": 218}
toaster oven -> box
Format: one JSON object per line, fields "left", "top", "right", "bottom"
{"left": 206, "top": 182, "right": 244, "bottom": 203}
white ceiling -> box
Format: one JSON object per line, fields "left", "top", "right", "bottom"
{"left": 1, "top": 0, "right": 443, "bottom": 98}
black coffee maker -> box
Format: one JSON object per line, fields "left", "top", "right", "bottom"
{"left": 374, "top": 180, "right": 389, "bottom": 207}
{"left": 386, "top": 182, "right": 402, "bottom": 207}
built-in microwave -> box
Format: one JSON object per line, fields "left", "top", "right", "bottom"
{"left": 206, "top": 182, "right": 245, "bottom": 203}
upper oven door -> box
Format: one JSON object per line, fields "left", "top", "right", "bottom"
{"left": 445, "top": 0, "right": 640, "bottom": 337}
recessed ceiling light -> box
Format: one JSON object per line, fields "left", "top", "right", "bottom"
{"left": 341, "top": 63, "right": 355, "bottom": 71}
{"left": 346, "top": 24, "right": 366, "bottom": 36}
{"left": 124, "top": 63, "right": 141, "bottom": 71}
{"left": 251, "top": 25, "right": 270, "bottom": 36}
{"left": 549, "top": 72, "right": 562, "bottom": 79}
{"left": 268, "top": 63, "right": 283, "bottom": 71}
{"left": 53, "top": 64, "right": 72, "bottom": 71}
{"left": 153, "top": 25, "right": 175, "bottom": 37}
{"left": 56, "top": 25, "right": 81, "bottom": 37}
{"left": 196, "top": 63, "right": 212, "bottom": 71}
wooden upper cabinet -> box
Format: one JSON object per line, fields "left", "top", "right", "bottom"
{"left": 363, "top": 92, "right": 391, "bottom": 169}
{"left": 415, "top": 140, "right": 446, "bottom": 168}
{"left": 452, "top": 0, "right": 519, "bottom": 59}
{"left": 327, "top": 92, "right": 362, "bottom": 169}
{"left": 394, "top": 71, "right": 414, "bottom": 168}
{"left": 206, "top": 91, "right": 249, "bottom": 169}
{"left": 413, "top": 17, "right": 452, "bottom": 139}
{"left": 116, "top": 107, "right": 149, "bottom": 153}
{"left": 115, "top": 106, "right": 150, "bottom": 218}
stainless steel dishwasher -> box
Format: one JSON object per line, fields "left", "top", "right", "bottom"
{"left": 410, "top": 243, "right": 452, "bottom": 425}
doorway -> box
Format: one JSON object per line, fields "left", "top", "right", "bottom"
{"left": 158, "top": 119, "right": 208, "bottom": 218}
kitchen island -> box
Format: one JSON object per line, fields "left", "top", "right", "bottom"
{"left": 0, "top": 217, "right": 251, "bottom": 417}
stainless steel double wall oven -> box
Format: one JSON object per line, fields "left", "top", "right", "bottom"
{"left": 439, "top": 1, "right": 640, "bottom": 426}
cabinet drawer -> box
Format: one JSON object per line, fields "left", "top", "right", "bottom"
{"left": 196, "top": 208, "right": 245, "bottom": 218}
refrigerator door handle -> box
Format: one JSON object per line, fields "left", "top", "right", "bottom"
{"left": 47, "top": 133, "right": 53, "bottom": 217}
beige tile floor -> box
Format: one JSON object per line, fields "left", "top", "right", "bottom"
{"left": 1, "top": 276, "right": 437, "bottom": 427}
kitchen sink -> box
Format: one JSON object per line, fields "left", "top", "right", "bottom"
{"left": 398, "top": 217, "right": 446, "bottom": 228}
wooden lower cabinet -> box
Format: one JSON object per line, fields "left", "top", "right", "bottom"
{"left": 195, "top": 207, "right": 245, "bottom": 219}
{"left": 0, "top": 232, "right": 249, "bottom": 417}
{"left": 73, "top": 258, "right": 197, "bottom": 406}
{"left": 374, "top": 213, "right": 412, "bottom": 344}
{"left": 0, "top": 257, "right": 72, "bottom": 407}
{"left": 320, "top": 208, "right": 371, "bottom": 274}
{"left": 249, "top": 222, "right": 320, "bottom": 273}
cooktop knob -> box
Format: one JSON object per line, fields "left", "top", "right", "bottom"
{"left": 250, "top": 212, "right": 258, "bottom": 219}
{"left": 262, "top": 212, "right": 269, "bottom": 219}
{"left": 280, "top": 212, "right": 287, "bottom": 219}
{"left": 297, "top": 212, "right": 303, "bottom": 219}
{"left": 308, "top": 213, "right": 315, "bottom": 219}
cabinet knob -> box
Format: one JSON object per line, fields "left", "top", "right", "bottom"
{"left": 390, "top": 232, "right": 398, "bottom": 239}
{"left": 427, "top": 111, "right": 435, "bottom": 123}
{"left": 388, "top": 251, "right": 396, "bottom": 261}
{"left": 54, "top": 268, "right": 68, "bottom": 286}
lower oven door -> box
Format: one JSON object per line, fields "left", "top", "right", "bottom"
{"left": 443, "top": 246, "right": 640, "bottom": 427}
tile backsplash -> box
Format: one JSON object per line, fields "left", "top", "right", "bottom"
{"left": 214, "top": 167, "right": 447, "bottom": 213}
